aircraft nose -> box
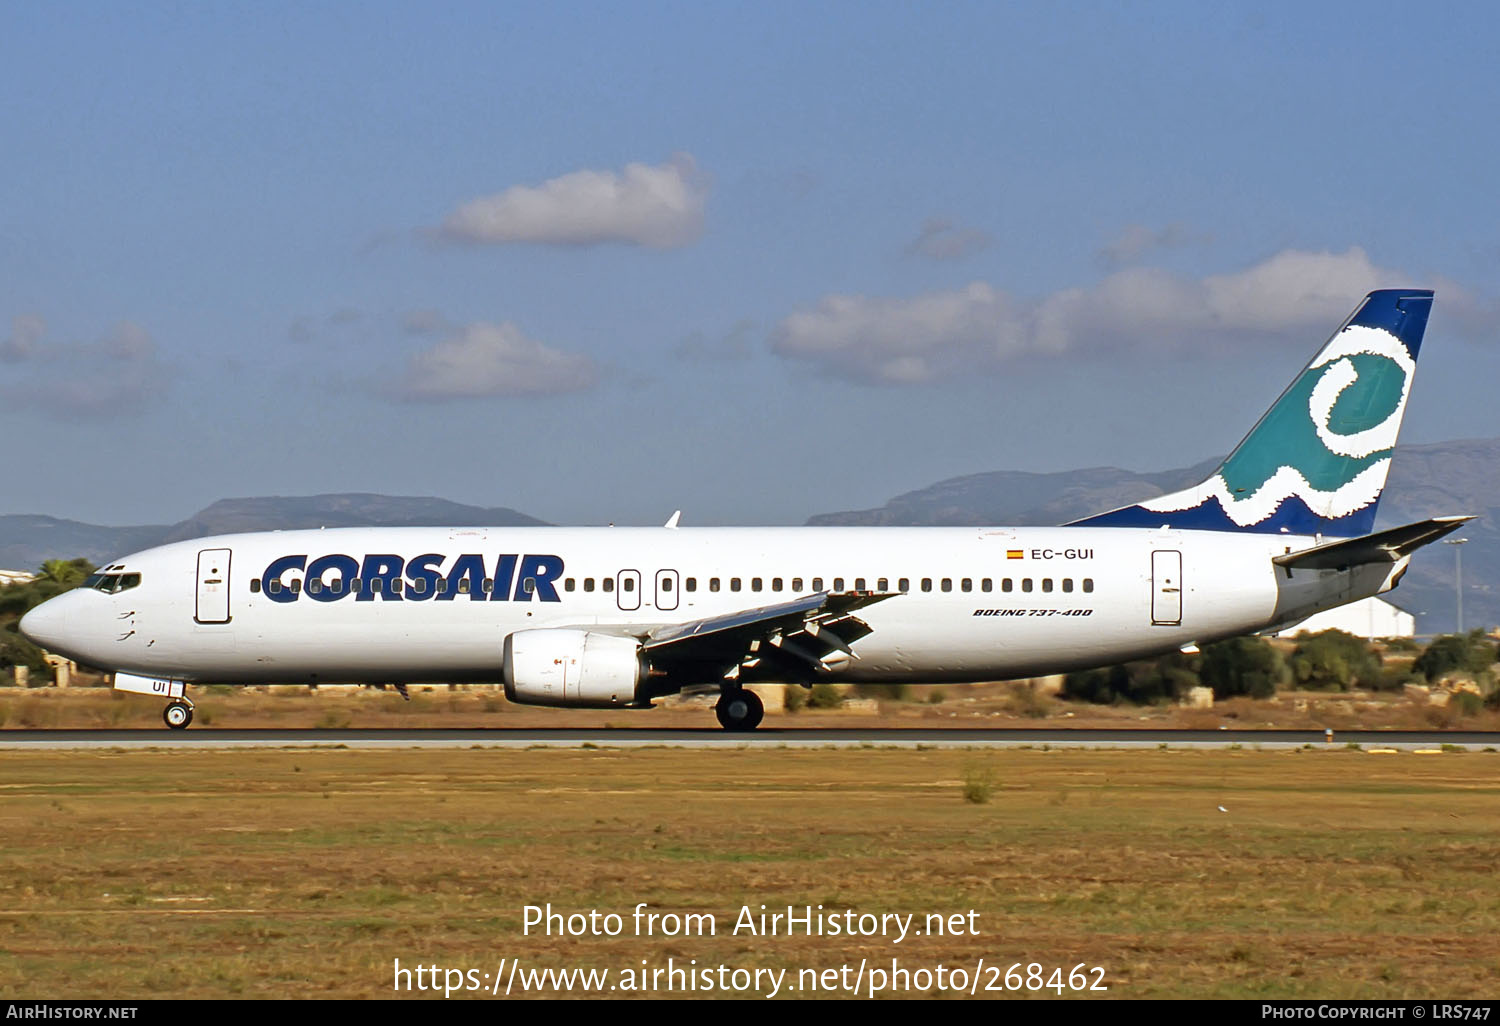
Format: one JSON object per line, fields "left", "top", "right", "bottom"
{"left": 19, "top": 598, "right": 69, "bottom": 650}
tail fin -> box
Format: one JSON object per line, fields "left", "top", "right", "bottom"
{"left": 1070, "top": 289, "right": 1434, "bottom": 537}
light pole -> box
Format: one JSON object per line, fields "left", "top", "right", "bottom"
{"left": 1444, "top": 537, "right": 1468, "bottom": 634}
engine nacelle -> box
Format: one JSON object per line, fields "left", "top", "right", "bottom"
{"left": 502, "top": 629, "right": 645, "bottom": 708}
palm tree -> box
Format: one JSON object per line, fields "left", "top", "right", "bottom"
{"left": 36, "top": 559, "right": 92, "bottom": 589}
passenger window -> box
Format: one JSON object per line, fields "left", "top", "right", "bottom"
{"left": 686, "top": 578, "right": 697, "bottom": 592}
{"left": 876, "top": 577, "right": 888, "bottom": 591}
{"left": 1042, "top": 578, "right": 1053, "bottom": 593}
{"left": 482, "top": 578, "right": 493, "bottom": 595}
{"left": 584, "top": 578, "right": 595, "bottom": 592}
{"left": 250, "top": 579, "right": 261, "bottom": 594}
{"left": 752, "top": 577, "right": 762, "bottom": 592}
{"left": 1062, "top": 579, "right": 1073, "bottom": 593}
{"left": 833, "top": 577, "right": 844, "bottom": 592}
{"left": 457, "top": 578, "right": 469, "bottom": 595}
{"left": 710, "top": 578, "right": 721, "bottom": 592}
{"left": 268, "top": 579, "right": 282, "bottom": 595}
{"left": 565, "top": 578, "right": 576, "bottom": 592}
{"left": 982, "top": 578, "right": 992, "bottom": 592}
{"left": 1002, "top": 578, "right": 1013, "bottom": 593}
{"left": 731, "top": 578, "right": 742, "bottom": 592}
{"left": 603, "top": 578, "right": 614, "bottom": 593}
{"left": 941, "top": 578, "right": 952, "bottom": 592}
{"left": 1022, "top": 579, "right": 1033, "bottom": 593}
{"left": 308, "top": 578, "right": 323, "bottom": 595}
{"left": 921, "top": 578, "right": 932, "bottom": 592}
{"left": 899, "top": 578, "right": 910, "bottom": 592}
{"left": 1083, "top": 578, "right": 1094, "bottom": 593}
{"left": 792, "top": 578, "right": 803, "bottom": 591}
{"left": 661, "top": 578, "right": 673, "bottom": 592}
{"left": 854, "top": 577, "right": 866, "bottom": 591}
{"left": 812, "top": 578, "right": 823, "bottom": 591}
{"left": 623, "top": 578, "right": 635, "bottom": 593}
{"left": 291, "top": 579, "right": 302, "bottom": 595}
{"left": 772, "top": 578, "right": 783, "bottom": 592}
{"left": 436, "top": 579, "right": 447, "bottom": 595}
{"left": 961, "top": 578, "right": 972, "bottom": 592}
{"left": 524, "top": 578, "right": 535, "bottom": 594}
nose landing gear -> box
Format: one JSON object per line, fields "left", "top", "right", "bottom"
{"left": 163, "top": 698, "right": 194, "bottom": 730}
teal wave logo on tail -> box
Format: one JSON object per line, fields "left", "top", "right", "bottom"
{"left": 1072, "top": 289, "right": 1433, "bottom": 536}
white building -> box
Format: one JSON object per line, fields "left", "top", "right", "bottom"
{"left": 1277, "top": 596, "right": 1415, "bottom": 640}
{"left": 0, "top": 569, "right": 35, "bottom": 588}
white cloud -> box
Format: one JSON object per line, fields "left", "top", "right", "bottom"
{"left": 288, "top": 308, "right": 370, "bottom": 344}
{"left": 771, "top": 247, "right": 1430, "bottom": 385}
{"left": 440, "top": 154, "right": 708, "bottom": 249}
{"left": 904, "top": 217, "right": 992, "bottom": 261}
{"left": 1, "top": 313, "right": 45, "bottom": 362}
{"left": 1, "top": 318, "right": 170, "bottom": 414}
{"left": 676, "top": 319, "right": 756, "bottom": 364}
{"left": 772, "top": 283, "right": 1021, "bottom": 384}
{"left": 1098, "top": 222, "right": 1205, "bottom": 266}
{"left": 397, "top": 322, "right": 597, "bottom": 400}
{"left": 400, "top": 309, "right": 454, "bottom": 337}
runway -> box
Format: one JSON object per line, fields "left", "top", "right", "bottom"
{"left": 1, "top": 727, "right": 1496, "bottom": 750}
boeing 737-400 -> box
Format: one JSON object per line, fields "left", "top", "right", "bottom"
{"left": 20, "top": 289, "right": 1469, "bottom": 729}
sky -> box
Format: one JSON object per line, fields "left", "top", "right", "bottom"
{"left": 3, "top": 1, "right": 1498, "bottom": 528}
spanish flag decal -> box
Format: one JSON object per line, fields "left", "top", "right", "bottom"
{"left": 1007, "top": 549, "right": 1024, "bottom": 559}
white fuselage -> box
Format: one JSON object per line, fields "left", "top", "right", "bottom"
{"left": 21, "top": 525, "right": 1396, "bottom": 688}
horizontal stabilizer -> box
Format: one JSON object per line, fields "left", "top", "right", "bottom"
{"left": 1272, "top": 516, "right": 1474, "bottom": 571}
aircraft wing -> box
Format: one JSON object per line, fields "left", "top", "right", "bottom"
{"left": 1272, "top": 516, "right": 1474, "bottom": 572}
{"left": 641, "top": 591, "right": 897, "bottom": 682}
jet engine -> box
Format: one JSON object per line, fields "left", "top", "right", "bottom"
{"left": 502, "top": 629, "right": 645, "bottom": 708}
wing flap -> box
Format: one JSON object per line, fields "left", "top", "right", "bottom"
{"left": 643, "top": 591, "right": 896, "bottom": 677}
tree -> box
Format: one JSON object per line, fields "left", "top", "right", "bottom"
{"left": 1061, "top": 654, "right": 1199, "bottom": 705}
{"left": 0, "top": 624, "right": 47, "bottom": 673}
{"left": 1289, "top": 630, "right": 1381, "bottom": 691}
{"left": 1199, "top": 636, "right": 1287, "bottom": 699}
{"left": 0, "top": 558, "right": 97, "bottom": 671}
{"left": 1413, "top": 631, "right": 1499, "bottom": 683}
{"left": 37, "top": 558, "right": 93, "bottom": 589}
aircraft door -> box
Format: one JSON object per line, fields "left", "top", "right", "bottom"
{"left": 196, "top": 548, "right": 232, "bottom": 624}
{"left": 655, "top": 569, "right": 679, "bottom": 611}
{"left": 616, "top": 569, "right": 642, "bottom": 612}
{"left": 1151, "top": 549, "right": 1182, "bottom": 626}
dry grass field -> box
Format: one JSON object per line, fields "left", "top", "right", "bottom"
{"left": 1, "top": 745, "right": 1498, "bottom": 999}
{"left": 4, "top": 680, "right": 1499, "bottom": 732}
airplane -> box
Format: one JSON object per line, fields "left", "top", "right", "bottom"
{"left": 20, "top": 289, "right": 1470, "bottom": 731}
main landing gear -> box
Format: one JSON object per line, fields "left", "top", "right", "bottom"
{"left": 715, "top": 687, "right": 764, "bottom": 731}
{"left": 163, "top": 698, "right": 194, "bottom": 730}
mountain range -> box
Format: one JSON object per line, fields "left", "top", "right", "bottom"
{"left": 0, "top": 494, "right": 544, "bottom": 573}
{"left": 1, "top": 438, "right": 1493, "bottom": 634}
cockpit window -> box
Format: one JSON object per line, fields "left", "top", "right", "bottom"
{"left": 83, "top": 572, "right": 142, "bottom": 594}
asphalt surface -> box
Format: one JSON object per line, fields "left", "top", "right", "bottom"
{"left": 1, "top": 727, "right": 1496, "bottom": 749}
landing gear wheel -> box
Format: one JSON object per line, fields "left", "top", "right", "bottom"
{"left": 715, "top": 689, "right": 764, "bottom": 731}
{"left": 163, "top": 700, "right": 193, "bottom": 730}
